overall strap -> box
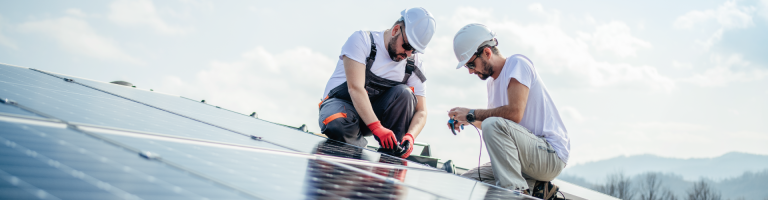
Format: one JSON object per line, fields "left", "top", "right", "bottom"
{"left": 365, "top": 31, "right": 377, "bottom": 70}
{"left": 402, "top": 58, "right": 427, "bottom": 83}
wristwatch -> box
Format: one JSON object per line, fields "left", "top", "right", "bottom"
{"left": 466, "top": 109, "right": 476, "bottom": 123}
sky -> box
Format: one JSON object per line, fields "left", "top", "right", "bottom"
{"left": 1, "top": 0, "right": 767, "bottom": 169}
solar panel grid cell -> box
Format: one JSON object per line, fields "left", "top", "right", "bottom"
{"left": 0, "top": 168, "right": 56, "bottom": 200}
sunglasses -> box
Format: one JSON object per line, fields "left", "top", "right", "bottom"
{"left": 400, "top": 29, "right": 418, "bottom": 54}
{"left": 465, "top": 51, "right": 483, "bottom": 70}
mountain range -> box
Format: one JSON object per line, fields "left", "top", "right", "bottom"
{"left": 561, "top": 152, "right": 768, "bottom": 183}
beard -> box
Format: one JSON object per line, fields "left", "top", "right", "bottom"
{"left": 477, "top": 58, "right": 494, "bottom": 80}
{"left": 387, "top": 34, "right": 407, "bottom": 62}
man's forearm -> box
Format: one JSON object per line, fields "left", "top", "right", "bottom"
{"left": 407, "top": 110, "right": 427, "bottom": 137}
{"left": 343, "top": 56, "right": 379, "bottom": 125}
{"left": 407, "top": 96, "right": 428, "bottom": 138}
{"left": 475, "top": 105, "right": 522, "bottom": 123}
{"left": 348, "top": 86, "right": 379, "bottom": 125}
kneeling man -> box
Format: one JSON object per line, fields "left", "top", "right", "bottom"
{"left": 318, "top": 8, "right": 436, "bottom": 159}
{"left": 448, "top": 23, "right": 570, "bottom": 199}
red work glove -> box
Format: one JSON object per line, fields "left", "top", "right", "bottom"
{"left": 368, "top": 121, "right": 398, "bottom": 149}
{"left": 400, "top": 133, "right": 414, "bottom": 158}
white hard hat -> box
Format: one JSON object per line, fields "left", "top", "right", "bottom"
{"left": 453, "top": 23, "right": 497, "bottom": 69}
{"left": 401, "top": 7, "right": 436, "bottom": 54}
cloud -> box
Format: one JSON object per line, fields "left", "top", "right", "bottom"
{"left": 159, "top": 47, "right": 336, "bottom": 132}
{"left": 762, "top": 0, "right": 768, "bottom": 21}
{"left": 589, "top": 21, "right": 652, "bottom": 58}
{"left": 682, "top": 53, "right": 768, "bottom": 87}
{"left": 18, "top": 16, "right": 140, "bottom": 63}
{"left": 0, "top": 15, "right": 16, "bottom": 49}
{"left": 108, "top": 0, "right": 186, "bottom": 35}
{"left": 672, "top": 61, "right": 694, "bottom": 69}
{"left": 441, "top": 6, "right": 674, "bottom": 92}
{"left": 559, "top": 106, "right": 586, "bottom": 124}
{"left": 674, "top": 0, "right": 757, "bottom": 48}
{"left": 674, "top": 0, "right": 755, "bottom": 30}
{"left": 65, "top": 8, "right": 88, "bottom": 18}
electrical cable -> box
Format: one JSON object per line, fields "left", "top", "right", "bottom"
{"left": 470, "top": 123, "right": 483, "bottom": 182}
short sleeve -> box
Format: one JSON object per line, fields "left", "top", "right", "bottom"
{"left": 339, "top": 31, "right": 370, "bottom": 65}
{"left": 506, "top": 56, "right": 533, "bottom": 89}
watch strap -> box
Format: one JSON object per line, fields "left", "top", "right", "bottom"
{"left": 467, "top": 109, "right": 476, "bottom": 123}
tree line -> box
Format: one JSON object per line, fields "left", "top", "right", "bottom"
{"left": 593, "top": 171, "right": 744, "bottom": 200}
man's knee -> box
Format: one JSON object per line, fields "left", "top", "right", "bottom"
{"left": 481, "top": 117, "right": 533, "bottom": 147}
{"left": 319, "top": 99, "right": 361, "bottom": 141}
{"left": 321, "top": 114, "right": 359, "bottom": 137}
{"left": 389, "top": 84, "right": 415, "bottom": 102}
{"left": 391, "top": 84, "right": 413, "bottom": 95}
{"left": 481, "top": 117, "right": 504, "bottom": 137}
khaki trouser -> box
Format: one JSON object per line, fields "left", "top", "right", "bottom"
{"left": 460, "top": 117, "right": 566, "bottom": 190}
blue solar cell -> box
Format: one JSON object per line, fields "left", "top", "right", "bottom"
{"left": 0, "top": 169, "right": 55, "bottom": 200}
{"left": 0, "top": 64, "right": 291, "bottom": 152}
{"left": 0, "top": 120, "right": 251, "bottom": 200}
{"left": 0, "top": 103, "right": 40, "bottom": 117}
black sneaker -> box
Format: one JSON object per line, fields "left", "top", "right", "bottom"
{"left": 532, "top": 181, "right": 560, "bottom": 200}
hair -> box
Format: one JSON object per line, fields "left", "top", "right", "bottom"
{"left": 393, "top": 17, "right": 406, "bottom": 32}
{"left": 477, "top": 44, "right": 502, "bottom": 57}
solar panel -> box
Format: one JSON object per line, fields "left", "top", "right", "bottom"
{"left": 0, "top": 120, "right": 250, "bottom": 200}
{"left": 0, "top": 65, "right": 292, "bottom": 152}
{"left": 0, "top": 64, "right": 535, "bottom": 200}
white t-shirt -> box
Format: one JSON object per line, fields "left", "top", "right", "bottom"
{"left": 322, "top": 30, "right": 427, "bottom": 98}
{"left": 487, "top": 54, "right": 570, "bottom": 164}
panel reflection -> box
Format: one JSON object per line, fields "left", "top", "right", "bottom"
{"left": 307, "top": 140, "right": 415, "bottom": 200}
{"left": 312, "top": 140, "right": 408, "bottom": 166}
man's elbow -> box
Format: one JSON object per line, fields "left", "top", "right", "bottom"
{"left": 511, "top": 116, "right": 523, "bottom": 123}
{"left": 506, "top": 112, "right": 523, "bottom": 124}
{"left": 346, "top": 84, "right": 366, "bottom": 94}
